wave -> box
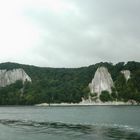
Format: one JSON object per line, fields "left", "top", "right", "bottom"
{"left": 0, "top": 119, "right": 140, "bottom": 139}
{"left": 0, "top": 119, "right": 139, "bottom": 132}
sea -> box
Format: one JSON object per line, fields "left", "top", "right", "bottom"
{"left": 0, "top": 106, "right": 140, "bottom": 140}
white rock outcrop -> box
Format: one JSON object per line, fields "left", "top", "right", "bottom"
{"left": 89, "top": 67, "right": 114, "bottom": 97}
{"left": 0, "top": 68, "right": 31, "bottom": 87}
{"left": 121, "top": 70, "right": 131, "bottom": 81}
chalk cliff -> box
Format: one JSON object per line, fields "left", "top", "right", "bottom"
{"left": 0, "top": 68, "right": 31, "bottom": 87}
{"left": 121, "top": 70, "right": 131, "bottom": 81}
{"left": 89, "top": 67, "right": 114, "bottom": 97}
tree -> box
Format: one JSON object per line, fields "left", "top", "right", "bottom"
{"left": 115, "top": 73, "right": 126, "bottom": 100}
{"left": 100, "top": 90, "right": 112, "bottom": 102}
{"left": 111, "top": 87, "right": 118, "bottom": 100}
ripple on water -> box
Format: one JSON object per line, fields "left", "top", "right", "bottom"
{"left": 0, "top": 119, "right": 140, "bottom": 140}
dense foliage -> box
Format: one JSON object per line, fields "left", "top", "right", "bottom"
{"left": 100, "top": 91, "right": 112, "bottom": 102}
{"left": 0, "top": 61, "right": 140, "bottom": 105}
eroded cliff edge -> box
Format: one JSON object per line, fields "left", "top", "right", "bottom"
{"left": 0, "top": 68, "right": 31, "bottom": 87}
{"left": 84, "top": 67, "right": 133, "bottom": 104}
{"left": 89, "top": 67, "right": 114, "bottom": 97}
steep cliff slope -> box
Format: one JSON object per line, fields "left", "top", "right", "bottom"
{"left": 89, "top": 67, "right": 114, "bottom": 96}
{"left": 0, "top": 68, "right": 31, "bottom": 87}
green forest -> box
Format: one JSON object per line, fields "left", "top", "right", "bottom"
{"left": 0, "top": 61, "right": 140, "bottom": 105}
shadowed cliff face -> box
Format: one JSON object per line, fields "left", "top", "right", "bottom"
{"left": 89, "top": 67, "right": 114, "bottom": 96}
{"left": 0, "top": 68, "right": 31, "bottom": 87}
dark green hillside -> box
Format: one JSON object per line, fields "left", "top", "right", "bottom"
{"left": 0, "top": 61, "right": 140, "bottom": 105}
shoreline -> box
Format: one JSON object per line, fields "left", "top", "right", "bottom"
{"left": 35, "top": 101, "right": 139, "bottom": 107}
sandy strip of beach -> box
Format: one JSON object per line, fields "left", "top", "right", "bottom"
{"left": 35, "top": 101, "right": 139, "bottom": 106}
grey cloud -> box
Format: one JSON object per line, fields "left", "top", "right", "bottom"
{"left": 25, "top": 0, "right": 140, "bottom": 67}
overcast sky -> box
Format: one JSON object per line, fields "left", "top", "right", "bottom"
{"left": 0, "top": 0, "right": 139, "bottom": 67}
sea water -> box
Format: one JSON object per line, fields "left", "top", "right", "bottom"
{"left": 0, "top": 106, "right": 140, "bottom": 140}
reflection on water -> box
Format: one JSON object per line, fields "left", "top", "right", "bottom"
{"left": 0, "top": 119, "right": 140, "bottom": 140}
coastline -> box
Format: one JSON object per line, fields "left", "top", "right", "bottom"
{"left": 35, "top": 101, "right": 139, "bottom": 107}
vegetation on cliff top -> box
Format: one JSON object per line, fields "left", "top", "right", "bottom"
{"left": 0, "top": 61, "right": 140, "bottom": 105}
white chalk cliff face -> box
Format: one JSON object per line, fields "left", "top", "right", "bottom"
{"left": 0, "top": 68, "right": 31, "bottom": 87}
{"left": 121, "top": 70, "right": 131, "bottom": 81}
{"left": 89, "top": 67, "right": 114, "bottom": 97}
